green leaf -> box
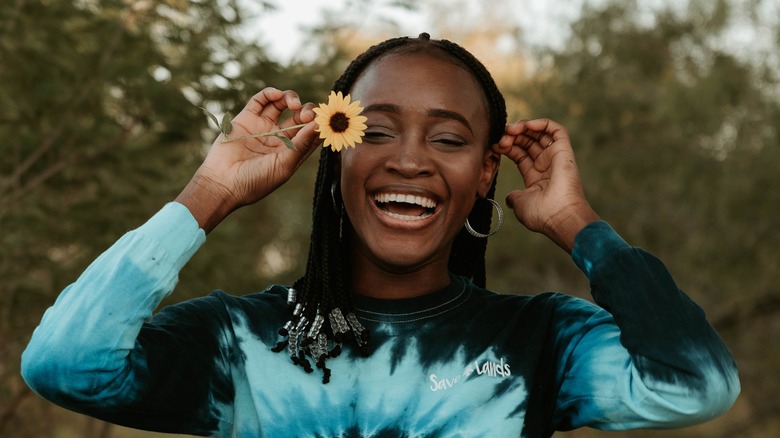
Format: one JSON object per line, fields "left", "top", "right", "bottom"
{"left": 200, "top": 107, "right": 221, "bottom": 130}
{"left": 221, "top": 112, "right": 233, "bottom": 136}
{"left": 276, "top": 134, "right": 296, "bottom": 151}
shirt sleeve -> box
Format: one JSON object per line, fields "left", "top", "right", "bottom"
{"left": 20, "top": 203, "right": 229, "bottom": 436}
{"left": 553, "top": 221, "right": 740, "bottom": 430}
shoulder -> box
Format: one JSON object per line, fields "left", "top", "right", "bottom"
{"left": 207, "top": 284, "right": 289, "bottom": 307}
{"left": 467, "top": 280, "right": 599, "bottom": 315}
{"left": 147, "top": 285, "right": 292, "bottom": 347}
{"left": 452, "top": 279, "right": 615, "bottom": 354}
{"left": 461, "top": 278, "right": 608, "bottom": 328}
{"left": 153, "top": 285, "right": 290, "bottom": 325}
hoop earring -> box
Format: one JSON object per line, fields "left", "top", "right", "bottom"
{"left": 464, "top": 198, "right": 504, "bottom": 238}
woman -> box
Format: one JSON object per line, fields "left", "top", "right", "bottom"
{"left": 22, "top": 34, "right": 739, "bottom": 437}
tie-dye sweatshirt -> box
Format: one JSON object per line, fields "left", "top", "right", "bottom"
{"left": 22, "top": 202, "right": 739, "bottom": 437}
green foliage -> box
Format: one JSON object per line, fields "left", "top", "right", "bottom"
{"left": 0, "top": 0, "right": 296, "bottom": 434}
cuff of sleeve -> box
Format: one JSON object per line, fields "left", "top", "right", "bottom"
{"left": 571, "top": 221, "right": 631, "bottom": 278}
{"left": 137, "top": 202, "right": 207, "bottom": 271}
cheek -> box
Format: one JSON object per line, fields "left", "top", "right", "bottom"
{"left": 444, "top": 156, "right": 486, "bottom": 196}
{"left": 338, "top": 151, "right": 372, "bottom": 204}
{"left": 339, "top": 149, "right": 358, "bottom": 181}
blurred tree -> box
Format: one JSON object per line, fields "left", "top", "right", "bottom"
{"left": 0, "top": 0, "right": 282, "bottom": 435}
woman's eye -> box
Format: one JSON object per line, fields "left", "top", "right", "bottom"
{"left": 431, "top": 136, "right": 467, "bottom": 147}
{"left": 363, "top": 129, "right": 393, "bottom": 142}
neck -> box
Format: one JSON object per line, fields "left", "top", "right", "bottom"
{"left": 349, "top": 253, "right": 452, "bottom": 300}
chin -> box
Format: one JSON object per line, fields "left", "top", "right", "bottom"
{"left": 366, "top": 239, "right": 447, "bottom": 272}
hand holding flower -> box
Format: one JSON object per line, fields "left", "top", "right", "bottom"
{"left": 177, "top": 87, "right": 320, "bottom": 232}
{"left": 178, "top": 88, "right": 368, "bottom": 232}
{"left": 217, "top": 91, "right": 368, "bottom": 152}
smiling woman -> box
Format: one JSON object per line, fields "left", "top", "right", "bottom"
{"left": 339, "top": 50, "right": 498, "bottom": 294}
{"left": 21, "top": 33, "right": 739, "bottom": 437}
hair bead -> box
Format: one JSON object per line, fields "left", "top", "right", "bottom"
{"left": 278, "top": 320, "right": 293, "bottom": 336}
{"left": 287, "top": 287, "right": 298, "bottom": 308}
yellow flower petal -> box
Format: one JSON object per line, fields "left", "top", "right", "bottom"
{"left": 331, "top": 136, "right": 343, "bottom": 152}
{"left": 346, "top": 129, "right": 362, "bottom": 144}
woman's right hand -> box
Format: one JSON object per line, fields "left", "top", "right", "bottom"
{"left": 176, "top": 87, "right": 320, "bottom": 232}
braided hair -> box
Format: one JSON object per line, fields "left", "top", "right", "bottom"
{"left": 272, "top": 33, "right": 508, "bottom": 383}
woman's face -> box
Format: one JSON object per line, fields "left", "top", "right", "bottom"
{"left": 339, "top": 51, "right": 498, "bottom": 274}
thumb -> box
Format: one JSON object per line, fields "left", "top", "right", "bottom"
{"left": 505, "top": 189, "right": 527, "bottom": 220}
{"left": 293, "top": 121, "right": 320, "bottom": 156}
{"left": 505, "top": 188, "right": 543, "bottom": 232}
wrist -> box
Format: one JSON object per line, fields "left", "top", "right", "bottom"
{"left": 174, "top": 174, "right": 237, "bottom": 233}
{"left": 545, "top": 205, "right": 601, "bottom": 254}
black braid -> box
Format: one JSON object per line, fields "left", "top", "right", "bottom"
{"left": 273, "top": 33, "right": 507, "bottom": 383}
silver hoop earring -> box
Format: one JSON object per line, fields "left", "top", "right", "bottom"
{"left": 464, "top": 198, "right": 504, "bottom": 238}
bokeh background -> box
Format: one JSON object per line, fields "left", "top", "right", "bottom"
{"left": 1, "top": 0, "right": 778, "bottom": 436}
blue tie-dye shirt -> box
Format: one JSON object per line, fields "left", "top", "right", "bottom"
{"left": 22, "top": 202, "right": 739, "bottom": 437}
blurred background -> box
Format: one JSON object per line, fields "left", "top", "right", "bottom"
{"left": 1, "top": 0, "right": 778, "bottom": 436}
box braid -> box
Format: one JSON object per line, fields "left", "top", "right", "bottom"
{"left": 272, "top": 33, "right": 507, "bottom": 383}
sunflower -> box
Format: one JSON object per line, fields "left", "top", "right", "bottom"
{"left": 313, "top": 91, "right": 368, "bottom": 152}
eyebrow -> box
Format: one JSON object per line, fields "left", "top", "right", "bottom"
{"left": 362, "top": 103, "right": 474, "bottom": 134}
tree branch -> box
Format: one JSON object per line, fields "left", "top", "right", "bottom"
{"left": 0, "top": 22, "right": 125, "bottom": 199}
{"left": 0, "top": 127, "right": 131, "bottom": 216}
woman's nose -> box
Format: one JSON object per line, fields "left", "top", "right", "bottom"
{"left": 385, "top": 136, "right": 434, "bottom": 178}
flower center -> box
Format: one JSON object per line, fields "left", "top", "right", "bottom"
{"left": 329, "top": 112, "right": 350, "bottom": 133}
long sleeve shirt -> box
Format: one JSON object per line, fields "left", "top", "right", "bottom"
{"left": 21, "top": 202, "right": 740, "bottom": 437}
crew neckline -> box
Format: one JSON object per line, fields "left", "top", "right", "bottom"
{"left": 351, "top": 275, "right": 472, "bottom": 324}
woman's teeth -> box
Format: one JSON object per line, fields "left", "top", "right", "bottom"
{"left": 374, "top": 193, "right": 437, "bottom": 220}
{"left": 374, "top": 193, "right": 436, "bottom": 208}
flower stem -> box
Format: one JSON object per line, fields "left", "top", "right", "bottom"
{"left": 222, "top": 123, "right": 308, "bottom": 143}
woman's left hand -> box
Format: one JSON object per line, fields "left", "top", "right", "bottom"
{"left": 493, "top": 118, "right": 601, "bottom": 253}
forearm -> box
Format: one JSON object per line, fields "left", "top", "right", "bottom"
{"left": 572, "top": 222, "right": 737, "bottom": 376}
{"left": 562, "top": 221, "right": 739, "bottom": 428}
{"left": 21, "top": 203, "right": 206, "bottom": 403}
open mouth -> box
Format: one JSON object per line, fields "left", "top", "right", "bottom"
{"left": 373, "top": 193, "right": 437, "bottom": 220}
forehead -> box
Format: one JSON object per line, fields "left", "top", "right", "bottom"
{"left": 350, "top": 52, "right": 488, "bottom": 116}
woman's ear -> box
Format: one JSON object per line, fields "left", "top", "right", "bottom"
{"left": 477, "top": 147, "right": 500, "bottom": 197}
